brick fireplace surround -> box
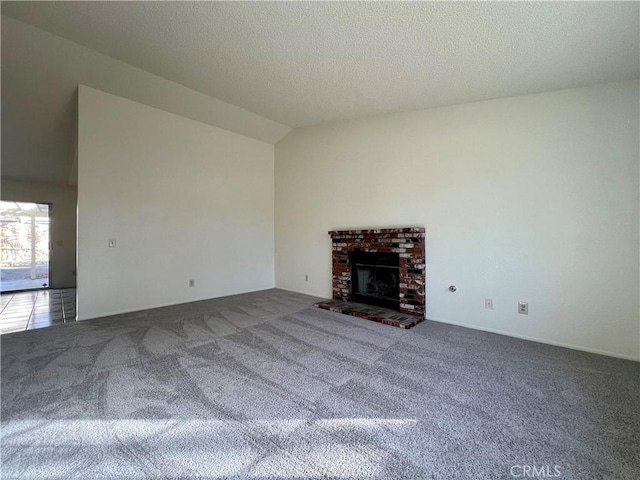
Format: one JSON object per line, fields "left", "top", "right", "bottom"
{"left": 329, "top": 227, "right": 426, "bottom": 317}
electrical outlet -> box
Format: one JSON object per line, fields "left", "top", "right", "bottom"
{"left": 305, "top": 274, "right": 308, "bottom": 282}
{"left": 108, "top": 238, "right": 116, "bottom": 248}
{"left": 189, "top": 279, "right": 195, "bottom": 287}
{"left": 485, "top": 298, "right": 493, "bottom": 310}
{"left": 518, "top": 302, "right": 528, "bottom": 315}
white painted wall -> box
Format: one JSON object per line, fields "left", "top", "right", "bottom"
{"left": 275, "top": 80, "right": 640, "bottom": 360}
{"left": 77, "top": 86, "right": 274, "bottom": 320}
{"left": 1, "top": 179, "right": 77, "bottom": 289}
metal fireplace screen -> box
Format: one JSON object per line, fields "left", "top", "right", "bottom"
{"left": 350, "top": 250, "right": 400, "bottom": 310}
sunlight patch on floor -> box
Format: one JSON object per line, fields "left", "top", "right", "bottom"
{"left": 2, "top": 417, "right": 419, "bottom": 478}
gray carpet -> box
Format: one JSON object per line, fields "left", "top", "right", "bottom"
{"left": 1, "top": 289, "right": 638, "bottom": 479}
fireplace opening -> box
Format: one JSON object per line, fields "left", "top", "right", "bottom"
{"left": 350, "top": 250, "right": 400, "bottom": 310}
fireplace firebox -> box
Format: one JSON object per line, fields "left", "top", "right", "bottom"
{"left": 350, "top": 251, "right": 400, "bottom": 310}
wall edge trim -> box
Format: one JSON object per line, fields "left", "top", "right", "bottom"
{"left": 427, "top": 315, "right": 639, "bottom": 362}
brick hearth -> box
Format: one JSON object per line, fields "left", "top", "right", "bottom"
{"left": 314, "top": 299, "right": 423, "bottom": 329}
{"left": 328, "top": 227, "right": 426, "bottom": 318}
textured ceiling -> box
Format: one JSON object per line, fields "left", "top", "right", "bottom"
{"left": 1, "top": 15, "right": 290, "bottom": 184}
{"left": 3, "top": 1, "right": 638, "bottom": 129}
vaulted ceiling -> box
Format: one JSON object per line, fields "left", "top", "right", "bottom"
{"left": 2, "top": 1, "right": 639, "bottom": 184}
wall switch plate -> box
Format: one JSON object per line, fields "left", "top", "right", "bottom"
{"left": 189, "top": 279, "right": 195, "bottom": 287}
{"left": 485, "top": 298, "right": 493, "bottom": 309}
{"left": 518, "top": 302, "right": 528, "bottom": 315}
{"left": 108, "top": 238, "right": 116, "bottom": 248}
{"left": 305, "top": 274, "right": 308, "bottom": 282}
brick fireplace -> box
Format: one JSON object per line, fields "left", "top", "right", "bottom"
{"left": 329, "top": 227, "right": 426, "bottom": 317}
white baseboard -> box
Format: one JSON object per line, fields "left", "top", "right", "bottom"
{"left": 76, "top": 286, "right": 276, "bottom": 321}
{"left": 79, "top": 286, "right": 638, "bottom": 361}
{"left": 426, "top": 316, "right": 639, "bottom": 362}
{"left": 274, "top": 286, "right": 326, "bottom": 300}
{"left": 275, "top": 289, "right": 639, "bottom": 361}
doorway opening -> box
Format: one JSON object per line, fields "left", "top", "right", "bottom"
{"left": 1, "top": 201, "right": 51, "bottom": 292}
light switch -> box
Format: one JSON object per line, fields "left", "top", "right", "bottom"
{"left": 108, "top": 238, "right": 117, "bottom": 248}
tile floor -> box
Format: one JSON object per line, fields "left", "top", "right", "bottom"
{"left": 0, "top": 288, "right": 76, "bottom": 334}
